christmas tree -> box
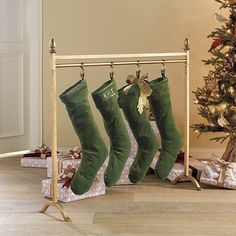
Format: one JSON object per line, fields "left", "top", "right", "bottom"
{"left": 192, "top": 0, "right": 236, "bottom": 162}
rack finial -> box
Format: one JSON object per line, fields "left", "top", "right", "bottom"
{"left": 49, "top": 38, "right": 56, "bottom": 53}
{"left": 184, "top": 38, "right": 190, "bottom": 51}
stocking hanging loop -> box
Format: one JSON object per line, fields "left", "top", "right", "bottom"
{"left": 136, "top": 61, "right": 141, "bottom": 78}
{"left": 80, "top": 63, "right": 85, "bottom": 80}
{"left": 161, "top": 61, "right": 166, "bottom": 77}
{"left": 109, "top": 62, "right": 114, "bottom": 79}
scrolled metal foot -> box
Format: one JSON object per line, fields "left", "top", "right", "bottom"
{"left": 39, "top": 201, "right": 71, "bottom": 222}
{"left": 173, "top": 175, "right": 202, "bottom": 191}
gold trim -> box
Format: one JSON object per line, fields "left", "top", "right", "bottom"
{"left": 39, "top": 201, "right": 71, "bottom": 222}
{"left": 173, "top": 175, "right": 202, "bottom": 191}
{"left": 184, "top": 38, "right": 190, "bottom": 51}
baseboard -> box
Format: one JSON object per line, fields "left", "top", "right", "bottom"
{"left": 189, "top": 148, "right": 224, "bottom": 160}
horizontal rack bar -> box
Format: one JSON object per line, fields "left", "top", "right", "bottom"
{"left": 56, "top": 59, "right": 186, "bottom": 68}
{"left": 55, "top": 52, "right": 187, "bottom": 60}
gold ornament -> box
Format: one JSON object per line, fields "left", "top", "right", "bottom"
{"left": 208, "top": 103, "right": 228, "bottom": 114}
{"left": 229, "top": 86, "right": 235, "bottom": 95}
{"left": 217, "top": 102, "right": 228, "bottom": 112}
{"left": 208, "top": 105, "right": 216, "bottom": 114}
{"left": 217, "top": 112, "right": 229, "bottom": 127}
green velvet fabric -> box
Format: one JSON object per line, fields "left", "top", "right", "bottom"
{"left": 118, "top": 84, "right": 159, "bottom": 183}
{"left": 92, "top": 78, "right": 131, "bottom": 187}
{"left": 60, "top": 79, "right": 108, "bottom": 195}
{"left": 148, "top": 76, "right": 182, "bottom": 179}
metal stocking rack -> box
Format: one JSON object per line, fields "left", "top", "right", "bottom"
{"left": 39, "top": 38, "right": 201, "bottom": 222}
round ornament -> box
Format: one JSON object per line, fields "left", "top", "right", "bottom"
{"left": 216, "top": 102, "right": 228, "bottom": 112}
{"left": 208, "top": 105, "right": 216, "bottom": 114}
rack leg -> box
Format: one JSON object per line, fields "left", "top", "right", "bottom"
{"left": 39, "top": 201, "right": 71, "bottom": 222}
{"left": 173, "top": 175, "right": 202, "bottom": 191}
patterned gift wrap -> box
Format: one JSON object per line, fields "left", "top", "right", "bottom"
{"left": 116, "top": 158, "right": 134, "bottom": 185}
{"left": 200, "top": 159, "right": 236, "bottom": 190}
{"left": 150, "top": 157, "right": 191, "bottom": 182}
{"left": 21, "top": 158, "right": 48, "bottom": 168}
{"left": 42, "top": 178, "right": 105, "bottom": 202}
{"left": 47, "top": 156, "right": 107, "bottom": 180}
{"left": 21, "top": 144, "right": 52, "bottom": 168}
{"left": 150, "top": 154, "right": 203, "bottom": 182}
{"left": 47, "top": 146, "right": 82, "bottom": 178}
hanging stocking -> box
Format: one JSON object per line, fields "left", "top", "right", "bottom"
{"left": 92, "top": 78, "right": 131, "bottom": 187}
{"left": 60, "top": 79, "right": 108, "bottom": 195}
{"left": 148, "top": 76, "right": 182, "bottom": 179}
{"left": 118, "top": 79, "right": 159, "bottom": 183}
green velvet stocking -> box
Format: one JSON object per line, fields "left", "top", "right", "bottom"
{"left": 118, "top": 84, "right": 159, "bottom": 183}
{"left": 92, "top": 78, "right": 131, "bottom": 187}
{"left": 148, "top": 76, "right": 182, "bottom": 179}
{"left": 60, "top": 79, "right": 108, "bottom": 195}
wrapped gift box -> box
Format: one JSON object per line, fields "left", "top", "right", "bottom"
{"left": 21, "top": 144, "right": 52, "bottom": 168}
{"left": 150, "top": 153, "right": 202, "bottom": 182}
{"left": 47, "top": 156, "right": 107, "bottom": 180}
{"left": 116, "top": 158, "right": 134, "bottom": 185}
{"left": 21, "top": 157, "right": 48, "bottom": 168}
{"left": 47, "top": 146, "right": 83, "bottom": 178}
{"left": 47, "top": 156, "right": 80, "bottom": 178}
{"left": 42, "top": 178, "right": 105, "bottom": 202}
{"left": 200, "top": 159, "right": 236, "bottom": 190}
{"left": 47, "top": 154, "right": 134, "bottom": 185}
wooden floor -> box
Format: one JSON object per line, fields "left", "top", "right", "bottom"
{"left": 1, "top": 157, "right": 236, "bottom": 236}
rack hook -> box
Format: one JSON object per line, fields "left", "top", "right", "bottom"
{"left": 110, "top": 62, "right": 114, "bottom": 79}
{"left": 80, "top": 63, "right": 85, "bottom": 80}
{"left": 136, "top": 61, "right": 141, "bottom": 78}
{"left": 161, "top": 61, "right": 166, "bottom": 77}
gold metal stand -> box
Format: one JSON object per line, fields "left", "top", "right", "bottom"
{"left": 173, "top": 174, "right": 201, "bottom": 190}
{"left": 39, "top": 39, "right": 71, "bottom": 222}
{"left": 173, "top": 39, "right": 201, "bottom": 191}
{"left": 39, "top": 201, "right": 71, "bottom": 222}
{"left": 39, "top": 38, "right": 201, "bottom": 222}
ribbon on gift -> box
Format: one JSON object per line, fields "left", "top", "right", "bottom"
{"left": 54, "top": 147, "right": 82, "bottom": 175}
{"left": 57, "top": 162, "right": 98, "bottom": 189}
{"left": 23, "top": 143, "right": 52, "bottom": 159}
{"left": 216, "top": 158, "right": 233, "bottom": 187}
{"left": 57, "top": 163, "right": 80, "bottom": 188}
{"left": 124, "top": 73, "right": 153, "bottom": 114}
{"left": 67, "top": 146, "right": 82, "bottom": 159}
